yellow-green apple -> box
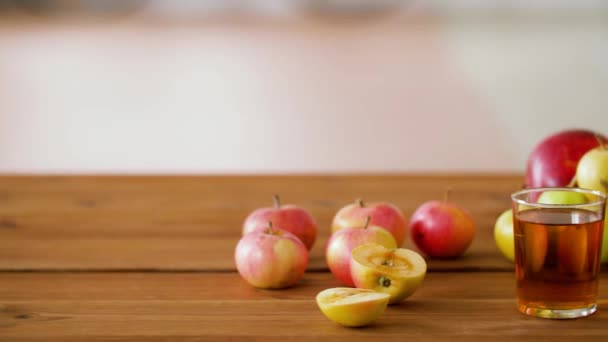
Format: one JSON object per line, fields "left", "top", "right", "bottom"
{"left": 576, "top": 144, "right": 608, "bottom": 262}
{"left": 326, "top": 218, "right": 397, "bottom": 286}
{"left": 332, "top": 199, "right": 407, "bottom": 246}
{"left": 538, "top": 190, "right": 588, "bottom": 205}
{"left": 576, "top": 139, "right": 608, "bottom": 193}
{"left": 350, "top": 243, "right": 426, "bottom": 304}
{"left": 494, "top": 209, "right": 514, "bottom": 262}
{"left": 243, "top": 195, "right": 318, "bottom": 250}
{"left": 316, "top": 287, "right": 389, "bottom": 327}
{"left": 235, "top": 222, "right": 308, "bottom": 289}
{"left": 526, "top": 129, "right": 607, "bottom": 188}
{"left": 409, "top": 195, "right": 475, "bottom": 258}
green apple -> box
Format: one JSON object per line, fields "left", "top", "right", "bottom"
{"left": 537, "top": 190, "right": 588, "bottom": 205}
{"left": 494, "top": 209, "right": 514, "bottom": 262}
{"left": 350, "top": 243, "right": 426, "bottom": 304}
{"left": 316, "top": 287, "right": 389, "bottom": 327}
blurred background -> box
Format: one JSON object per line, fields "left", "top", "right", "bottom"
{"left": 0, "top": 0, "right": 607, "bottom": 174}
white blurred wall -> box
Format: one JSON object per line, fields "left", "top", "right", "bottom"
{"left": 0, "top": 10, "right": 607, "bottom": 174}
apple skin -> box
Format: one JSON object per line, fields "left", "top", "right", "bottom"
{"left": 243, "top": 197, "right": 318, "bottom": 250}
{"left": 525, "top": 129, "right": 607, "bottom": 188}
{"left": 326, "top": 226, "right": 397, "bottom": 287}
{"left": 576, "top": 147, "right": 608, "bottom": 194}
{"left": 332, "top": 200, "right": 407, "bottom": 246}
{"left": 409, "top": 201, "right": 475, "bottom": 258}
{"left": 235, "top": 226, "right": 308, "bottom": 289}
{"left": 494, "top": 209, "right": 514, "bottom": 262}
{"left": 537, "top": 190, "right": 588, "bottom": 205}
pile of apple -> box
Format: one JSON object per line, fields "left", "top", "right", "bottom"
{"left": 494, "top": 129, "right": 608, "bottom": 262}
{"left": 235, "top": 195, "right": 476, "bottom": 327}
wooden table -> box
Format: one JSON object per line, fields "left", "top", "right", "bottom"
{"left": 1, "top": 175, "right": 607, "bottom": 340}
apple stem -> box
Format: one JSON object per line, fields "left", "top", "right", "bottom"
{"left": 273, "top": 195, "right": 281, "bottom": 208}
{"left": 364, "top": 216, "right": 371, "bottom": 229}
{"left": 267, "top": 221, "right": 274, "bottom": 234}
{"left": 356, "top": 198, "right": 365, "bottom": 208}
{"left": 444, "top": 188, "right": 452, "bottom": 203}
{"left": 594, "top": 133, "right": 606, "bottom": 150}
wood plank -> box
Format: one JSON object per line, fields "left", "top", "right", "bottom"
{"left": 0, "top": 175, "right": 522, "bottom": 271}
{"left": 2, "top": 272, "right": 608, "bottom": 340}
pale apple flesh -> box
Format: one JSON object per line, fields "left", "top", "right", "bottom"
{"left": 350, "top": 243, "right": 426, "bottom": 304}
{"left": 316, "top": 287, "right": 390, "bottom": 327}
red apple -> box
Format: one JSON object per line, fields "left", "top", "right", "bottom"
{"left": 243, "top": 195, "right": 318, "bottom": 250}
{"left": 332, "top": 199, "right": 407, "bottom": 246}
{"left": 409, "top": 194, "right": 475, "bottom": 258}
{"left": 326, "top": 217, "right": 397, "bottom": 287}
{"left": 235, "top": 222, "right": 308, "bottom": 289}
{"left": 526, "top": 129, "right": 607, "bottom": 188}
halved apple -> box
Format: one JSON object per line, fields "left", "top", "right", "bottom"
{"left": 350, "top": 243, "right": 427, "bottom": 304}
{"left": 316, "top": 287, "right": 389, "bottom": 327}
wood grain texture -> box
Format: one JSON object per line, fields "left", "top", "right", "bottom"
{"left": 0, "top": 175, "right": 522, "bottom": 271}
{"left": 1, "top": 272, "right": 608, "bottom": 341}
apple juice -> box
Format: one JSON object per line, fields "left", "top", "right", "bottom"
{"left": 514, "top": 208, "right": 604, "bottom": 314}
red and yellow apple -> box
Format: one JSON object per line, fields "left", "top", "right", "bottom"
{"left": 316, "top": 287, "right": 390, "bottom": 327}
{"left": 235, "top": 223, "right": 308, "bottom": 289}
{"left": 332, "top": 199, "right": 407, "bottom": 246}
{"left": 243, "top": 195, "right": 318, "bottom": 250}
{"left": 409, "top": 197, "right": 475, "bottom": 258}
{"left": 350, "top": 243, "right": 426, "bottom": 304}
{"left": 326, "top": 218, "right": 397, "bottom": 286}
{"left": 526, "top": 129, "right": 607, "bottom": 188}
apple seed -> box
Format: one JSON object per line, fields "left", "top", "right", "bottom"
{"left": 378, "top": 276, "right": 391, "bottom": 287}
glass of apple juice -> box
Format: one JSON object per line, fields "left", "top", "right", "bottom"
{"left": 511, "top": 187, "right": 606, "bottom": 319}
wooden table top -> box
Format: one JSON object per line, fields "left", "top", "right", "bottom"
{"left": 1, "top": 174, "right": 607, "bottom": 340}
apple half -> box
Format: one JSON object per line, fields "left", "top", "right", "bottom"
{"left": 350, "top": 243, "right": 427, "bottom": 304}
{"left": 316, "top": 287, "right": 389, "bottom": 327}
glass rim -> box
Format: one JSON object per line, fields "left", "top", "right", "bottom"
{"left": 511, "top": 187, "right": 607, "bottom": 209}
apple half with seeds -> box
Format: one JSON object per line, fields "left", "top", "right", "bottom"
{"left": 316, "top": 287, "right": 389, "bottom": 327}
{"left": 350, "top": 243, "right": 427, "bottom": 304}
